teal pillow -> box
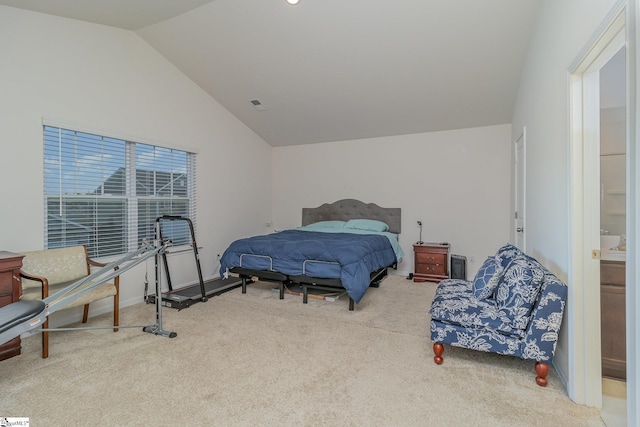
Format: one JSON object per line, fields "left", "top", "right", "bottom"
{"left": 344, "top": 219, "right": 389, "bottom": 232}
{"left": 302, "top": 220, "right": 346, "bottom": 230}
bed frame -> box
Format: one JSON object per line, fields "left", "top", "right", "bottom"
{"left": 231, "top": 199, "right": 401, "bottom": 310}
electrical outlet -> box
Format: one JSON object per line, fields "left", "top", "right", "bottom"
{"left": 469, "top": 255, "right": 475, "bottom": 264}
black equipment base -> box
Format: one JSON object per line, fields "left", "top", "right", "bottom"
{"left": 146, "top": 277, "right": 243, "bottom": 310}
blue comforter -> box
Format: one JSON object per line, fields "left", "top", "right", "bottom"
{"left": 219, "top": 230, "right": 398, "bottom": 303}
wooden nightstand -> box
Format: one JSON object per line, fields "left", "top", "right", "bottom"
{"left": 0, "top": 251, "right": 24, "bottom": 361}
{"left": 413, "top": 243, "right": 449, "bottom": 283}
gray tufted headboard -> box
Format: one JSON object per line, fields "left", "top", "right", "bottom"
{"left": 301, "top": 199, "right": 401, "bottom": 234}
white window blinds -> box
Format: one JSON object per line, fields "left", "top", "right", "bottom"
{"left": 44, "top": 125, "right": 196, "bottom": 258}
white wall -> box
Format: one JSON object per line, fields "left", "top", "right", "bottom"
{"left": 0, "top": 6, "right": 272, "bottom": 323}
{"left": 510, "top": 0, "right": 619, "bottom": 399}
{"left": 272, "top": 124, "right": 512, "bottom": 278}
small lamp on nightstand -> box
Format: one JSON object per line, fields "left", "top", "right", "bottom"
{"left": 417, "top": 220, "right": 424, "bottom": 245}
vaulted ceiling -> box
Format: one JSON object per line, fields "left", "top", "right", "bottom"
{"left": 0, "top": 0, "right": 543, "bottom": 146}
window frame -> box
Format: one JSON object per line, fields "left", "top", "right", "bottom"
{"left": 43, "top": 122, "right": 197, "bottom": 258}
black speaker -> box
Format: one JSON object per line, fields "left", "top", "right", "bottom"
{"left": 450, "top": 255, "right": 467, "bottom": 280}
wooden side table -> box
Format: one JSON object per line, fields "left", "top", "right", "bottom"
{"left": 0, "top": 251, "right": 25, "bottom": 361}
{"left": 413, "top": 243, "right": 449, "bottom": 283}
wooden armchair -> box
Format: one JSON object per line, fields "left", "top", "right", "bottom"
{"left": 19, "top": 245, "right": 120, "bottom": 358}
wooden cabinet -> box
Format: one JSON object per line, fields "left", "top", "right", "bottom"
{"left": 413, "top": 243, "right": 449, "bottom": 283}
{"left": 0, "top": 251, "right": 24, "bottom": 361}
{"left": 600, "top": 260, "right": 625, "bottom": 380}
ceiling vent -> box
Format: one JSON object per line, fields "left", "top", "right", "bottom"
{"left": 250, "top": 99, "right": 267, "bottom": 111}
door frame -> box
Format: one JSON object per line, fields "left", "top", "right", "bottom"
{"left": 626, "top": 1, "right": 639, "bottom": 424}
{"left": 568, "top": 3, "right": 638, "bottom": 423}
{"left": 514, "top": 127, "right": 526, "bottom": 250}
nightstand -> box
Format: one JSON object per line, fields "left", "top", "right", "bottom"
{"left": 0, "top": 251, "right": 24, "bottom": 361}
{"left": 413, "top": 243, "right": 449, "bottom": 283}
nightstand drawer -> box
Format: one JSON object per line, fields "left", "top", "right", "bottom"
{"left": 416, "top": 262, "right": 446, "bottom": 275}
{"left": 415, "top": 253, "right": 446, "bottom": 265}
{"left": 0, "top": 294, "right": 12, "bottom": 307}
{"left": 0, "top": 271, "right": 13, "bottom": 294}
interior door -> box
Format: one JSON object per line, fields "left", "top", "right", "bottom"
{"left": 514, "top": 128, "right": 526, "bottom": 249}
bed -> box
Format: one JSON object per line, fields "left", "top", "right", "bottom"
{"left": 219, "top": 199, "right": 403, "bottom": 310}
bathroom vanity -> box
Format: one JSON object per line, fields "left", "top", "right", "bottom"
{"left": 600, "top": 259, "right": 626, "bottom": 380}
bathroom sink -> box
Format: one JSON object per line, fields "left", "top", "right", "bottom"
{"left": 601, "top": 235, "right": 621, "bottom": 250}
{"left": 600, "top": 235, "right": 626, "bottom": 261}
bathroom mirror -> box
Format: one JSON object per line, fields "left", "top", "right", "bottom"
{"left": 600, "top": 47, "right": 626, "bottom": 240}
{"left": 600, "top": 107, "right": 625, "bottom": 238}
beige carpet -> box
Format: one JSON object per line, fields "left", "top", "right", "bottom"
{"left": 0, "top": 275, "right": 603, "bottom": 426}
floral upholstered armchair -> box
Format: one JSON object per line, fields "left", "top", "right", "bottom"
{"left": 429, "top": 244, "right": 567, "bottom": 386}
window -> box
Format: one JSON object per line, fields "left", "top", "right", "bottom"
{"left": 44, "top": 125, "right": 196, "bottom": 258}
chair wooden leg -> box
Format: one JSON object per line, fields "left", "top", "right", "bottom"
{"left": 82, "top": 304, "right": 90, "bottom": 323}
{"left": 113, "top": 293, "right": 119, "bottom": 332}
{"left": 42, "top": 318, "right": 49, "bottom": 359}
{"left": 433, "top": 342, "right": 444, "bottom": 365}
{"left": 535, "top": 361, "right": 549, "bottom": 387}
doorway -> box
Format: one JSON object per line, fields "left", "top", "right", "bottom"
{"left": 568, "top": 3, "right": 627, "bottom": 419}
{"left": 599, "top": 45, "right": 627, "bottom": 427}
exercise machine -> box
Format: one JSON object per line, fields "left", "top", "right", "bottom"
{"left": 0, "top": 232, "right": 177, "bottom": 348}
{"left": 145, "top": 216, "right": 242, "bottom": 310}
